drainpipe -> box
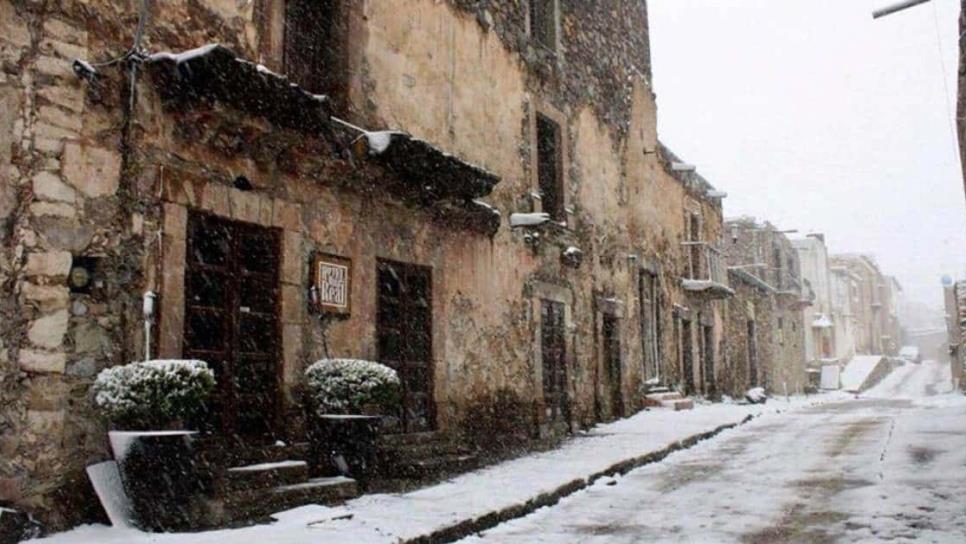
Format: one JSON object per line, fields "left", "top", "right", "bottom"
{"left": 143, "top": 291, "right": 157, "bottom": 361}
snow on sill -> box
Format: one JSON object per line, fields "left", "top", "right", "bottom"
{"left": 681, "top": 279, "right": 734, "bottom": 296}
{"left": 228, "top": 460, "right": 307, "bottom": 473}
{"left": 510, "top": 212, "right": 550, "bottom": 228}
{"left": 364, "top": 130, "right": 406, "bottom": 155}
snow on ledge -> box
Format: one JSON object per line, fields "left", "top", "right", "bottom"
{"left": 681, "top": 279, "right": 735, "bottom": 296}
{"left": 510, "top": 212, "right": 550, "bottom": 228}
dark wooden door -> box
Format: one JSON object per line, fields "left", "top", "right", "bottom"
{"left": 747, "top": 320, "right": 759, "bottom": 387}
{"left": 702, "top": 324, "right": 715, "bottom": 396}
{"left": 377, "top": 260, "right": 434, "bottom": 433}
{"left": 602, "top": 315, "right": 623, "bottom": 418}
{"left": 681, "top": 319, "right": 695, "bottom": 395}
{"left": 639, "top": 271, "right": 661, "bottom": 382}
{"left": 541, "top": 300, "right": 568, "bottom": 425}
{"left": 184, "top": 212, "right": 281, "bottom": 437}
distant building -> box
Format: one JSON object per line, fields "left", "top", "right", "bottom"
{"left": 943, "top": 281, "right": 966, "bottom": 389}
{"left": 792, "top": 235, "right": 837, "bottom": 369}
{"left": 723, "top": 218, "right": 808, "bottom": 397}
{"left": 828, "top": 255, "right": 895, "bottom": 356}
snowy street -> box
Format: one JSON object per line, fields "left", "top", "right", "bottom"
{"left": 462, "top": 361, "right": 966, "bottom": 543}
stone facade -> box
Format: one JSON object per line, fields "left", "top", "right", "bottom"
{"left": 722, "top": 218, "right": 808, "bottom": 397}
{"left": 828, "top": 254, "right": 895, "bottom": 356}
{"left": 0, "top": 0, "right": 735, "bottom": 528}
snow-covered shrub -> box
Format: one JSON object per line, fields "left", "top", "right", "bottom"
{"left": 92, "top": 360, "right": 215, "bottom": 429}
{"left": 305, "top": 359, "right": 401, "bottom": 416}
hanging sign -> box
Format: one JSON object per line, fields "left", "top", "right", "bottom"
{"left": 312, "top": 253, "right": 351, "bottom": 316}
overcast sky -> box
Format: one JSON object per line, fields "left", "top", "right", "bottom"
{"left": 648, "top": 0, "right": 966, "bottom": 308}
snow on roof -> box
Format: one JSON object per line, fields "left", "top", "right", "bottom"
{"left": 681, "top": 279, "right": 735, "bottom": 298}
{"left": 146, "top": 43, "right": 221, "bottom": 64}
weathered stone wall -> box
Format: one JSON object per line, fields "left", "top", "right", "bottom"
{"left": 0, "top": 0, "right": 732, "bottom": 528}
{"left": 724, "top": 218, "right": 807, "bottom": 396}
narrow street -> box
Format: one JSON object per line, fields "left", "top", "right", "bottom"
{"left": 462, "top": 361, "right": 966, "bottom": 544}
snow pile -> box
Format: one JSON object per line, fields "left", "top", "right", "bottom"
{"left": 509, "top": 212, "right": 550, "bottom": 228}
{"left": 745, "top": 387, "right": 767, "bottom": 404}
{"left": 91, "top": 360, "right": 215, "bottom": 429}
{"left": 840, "top": 355, "right": 884, "bottom": 392}
{"left": 305, "top": 359, "right": 400, "bottom": 415}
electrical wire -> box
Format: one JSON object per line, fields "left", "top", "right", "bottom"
{"left": 930, "top": 0, "right": 960, "bottom": 162}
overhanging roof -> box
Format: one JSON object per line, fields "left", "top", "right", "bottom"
{"left": 145, "top": 44, "right": 332, "bottom": 133}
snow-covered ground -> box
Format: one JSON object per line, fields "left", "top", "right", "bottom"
{"left": 460, "top": 360, "right": 966, "bottom": 543}
{"left": 29, "top": 397, "right": 834, "bottom": 544}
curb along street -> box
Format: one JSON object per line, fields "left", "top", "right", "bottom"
{"left": 405, "top": 413, "right": 758, "bottom": 544}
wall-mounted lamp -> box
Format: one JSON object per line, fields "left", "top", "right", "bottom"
{"left": 143, "top": 291, "right": 157, "bottom": 361}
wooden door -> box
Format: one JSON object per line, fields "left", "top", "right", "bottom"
{"left": 602, "top": 315, "right": 623, "bottom": 418}
{"left": 541, "top": 300, "right": 569, "bottom": 426}
{"left": 183, "top": 212, "right": 281, "bottom": 437}
{"left": 377, "top": 260, "right": 434, "bottom": 433}
{"left": 747, "top": 320, "right": 759, "bottom": 387}
{"left": 681, "top": 319, "right": 695, "bottom": 395}
{"left": 639, "top": 271, "right": 661, "bottom": 382}
{"left": 702, "top": 324, "right": 715, "bottom": 396}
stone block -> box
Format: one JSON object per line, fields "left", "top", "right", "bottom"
{"left": 23, "top": 283, "right": 70, "bottom": 312}
{"left": 34, "top": 137, "right": 64, "bottom": 155}
{"left": 73, "top": 321, "right": 111, "bottom": 354}
{"left": 29, "top": 201, "right": 75, "bottom": 218}
{"left": 37, "top": 83, "right": 85, "bottom": 113}
{"left": 280, "top": 284, "right": 304, "bottom": 324}
{"left": 37, "top": 105, "right": 82, "bottom": 132}
{"left": 40, "top": 38, "right": 87, "bottom": 62}
{"left": 33, "top": 121, "right": 79, "bottom": 142}
{"left": 0, "top": 2, "right": 31, "bottom": 48}
{"left": 25, "top": 251, "right": 72, "bottom": 277}
{"left": 62, "top": 142, "right": 121, "bottom": 198}
{"left": 281, "top": 230, "right": 302, "bottom": 285}
{"left": 36, "top": 217, "right": 94, "bottom": 252}
{"left": 25, "top": 409, "right": 65, "bottom": 435}
{"left": 28, "top": 309, "right": 69, "bottom": 349}
{"left": 42, "top": 18, "right": 88, "bottom": 45}
{"left": 272, "top": 199, "right": 302, "bottom": 231}
{"left": 229, "top": 188, "right": 260, "bottom": 223}
{"left": 33, "top": 55, "right": 74, "bottom": 80}
{"left": 32, "top": 171, "right": 76, "bottom": 202}
{"left": 201, "top": 182, "right": 230, "bottom": 217}
{"left": 163, "top": 202, "right": 187, "bottom": 240}
{"left": 19, "top": 350, "right": 66, "bottom": 374}
{"left": 282, "top": 324, "right": 303, "bottom": 385}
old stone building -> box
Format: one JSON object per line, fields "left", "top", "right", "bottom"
{"left": 0, "top": 0, "right": 734, "bottom": 528}
{"left": 721, "top": 218, "right": 808, "bottom": 397}
{"left": 828, "top": 254, "right": 897, "bottom": 356}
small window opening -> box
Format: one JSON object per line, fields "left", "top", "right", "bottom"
{"left": 536, "top": 114, "right": 564, "bottom": 221}
{"left": 530, "top": 0, "right": 557, "bottom": 49}
{"left": 283, "top": 0, "right": 343, "bottom": 98}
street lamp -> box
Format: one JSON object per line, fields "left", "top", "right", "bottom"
{"left": 872, "top": 0, "right": 932, "bottom": 19}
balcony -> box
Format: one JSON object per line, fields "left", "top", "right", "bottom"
{"left": 774, "top": 270, "right": 812, "bottom": 308}
{"left": 681, "top": 242, "right": 734, "bottom": 299}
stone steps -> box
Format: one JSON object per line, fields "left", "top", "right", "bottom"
{"left": 373, "top": 432, "right": 480, "bottom": 489}
{"left": 196, "top": 438, "right": 358, "bottom": 527}
{"left": 643, "top": 390, "right": 694, "bottom": 411}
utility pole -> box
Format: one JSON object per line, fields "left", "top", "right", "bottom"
{"left": 872, "top": 0, "right": 933, "bottom": 19}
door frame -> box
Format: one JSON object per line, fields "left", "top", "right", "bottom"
{"left": 183, "top": 210, "right": 284, "bottom": 437}
{"left": 375, "top": 258, "right": 436, "bottom": 433}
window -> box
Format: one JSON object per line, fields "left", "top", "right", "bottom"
{"left": 529, "top": 0, "right": 557, "bottom": 49}
{"left": 283, "top": 0, "right": 342, "bottom": 97}
{"left": 536, "top": 114, "right": 564, "bottom": 221}
{"left": 688, "top": 213, "right": 702, "bottom": 279}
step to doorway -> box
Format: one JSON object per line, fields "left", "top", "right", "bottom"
{"left": 643, "top": 390, "right": 694, "bottom": 411}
